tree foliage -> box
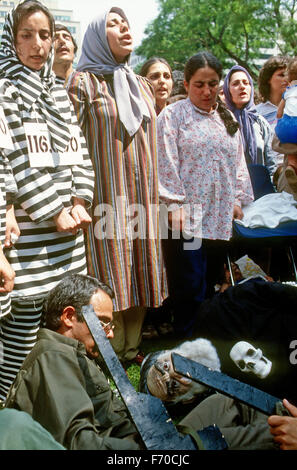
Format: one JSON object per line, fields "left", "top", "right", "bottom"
{"left": 136, "top": 0, "right": 297, "bottom": 79}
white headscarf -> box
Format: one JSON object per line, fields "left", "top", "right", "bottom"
{"left": 77, "top": 7, "right": 150, "bottom": 136}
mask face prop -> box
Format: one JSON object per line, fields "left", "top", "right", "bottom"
{"left": 230, "top": 341, "right": 272, "bottom": 379}
{"left": 140, "top": 338, "right": 221, "bottom": 404}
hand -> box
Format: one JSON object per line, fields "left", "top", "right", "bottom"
{"left": 71, "top": 200, "right": 92, "bottom": 231}
{"left": 54, "top": 208, "right": 78, "bottom": 235}
{"left": 268, "top": 399, "right": 297, "bottom": 450}
{"left": 233, "top": 204, "right": 244, "bottom": 220}
{"left": 4, "top": 205, "right": 20, "bottom": 249}
{"left": 168, "top": 207, "right": 185, "bottom": 232}
{"left": 0, "top": 248, "right": 15, "bottom": 293}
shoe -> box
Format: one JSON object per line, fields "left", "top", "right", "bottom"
{"left": 156, "top": 322, "right": 174, "bottom": 336}
{"left": 142, "top": 324, "right": 159, "bottom": 340}
{"left": 126, "top": 352, "right": 145, "bottom": 366}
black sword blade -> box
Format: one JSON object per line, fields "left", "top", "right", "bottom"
{"left": 172, "top": 353, "right": 281, "bottom": 416}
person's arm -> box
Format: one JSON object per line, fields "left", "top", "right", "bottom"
{"left": 268, "top": 399, "right": 297, "bottom": 450}
{"left": 233, "top": 205, "right": 244, "bottom": 220}
{"left": 157, "top": 108, "right": 186, "bottom": 206}
{"left": 2, "top": 157, "right": 20, "bottom": 247}
{"left": 67, "top": 71, "right": 88, "bottom": 130}
{"left": 157, "top": 106, "right": 187, "bottom": 231}
{"left": 261, "top": 116, "right": 278, "bottom": 177}
{"left": 67, "top": 73, "right": 95, "bottom": 221}
{"left": 234, "top": 134, "right": 254, "bottom": 211}
{"left": 70, "top": 197, "right": 92, "bottom": 230}
{"left": 0, "top": 243, "right": 15, "bottom": 293}
{"left": 4, "top": 204, "right": 20, "bottom": 248}
{"left": 277, "top": 98, "right": 285, "bottom": 119}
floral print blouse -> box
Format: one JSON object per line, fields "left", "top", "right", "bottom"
{"left": 157, "top": 98, "right": 254, "bottom": 241}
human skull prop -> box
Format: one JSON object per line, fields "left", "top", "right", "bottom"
{"left": 230, "top": 341, "right": 272, "bottom": 379}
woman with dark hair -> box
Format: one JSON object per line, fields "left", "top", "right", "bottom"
{"left": 67, "top": 8, "right": 166, "bottom": 365}
{"left": 140, "top": 57, "right": 173, "bottom": 115}
{"left": 223, "top": 65, "right": 278, "bottom": 177}
{"left": 257, "top": 56, "right": 289, "bottom": 170}
{"left": 157, "top": 52, "right": 253, "bottom": 336}
{"left": 0, "top": 0, "right": 94, "bottom": 399}
{"left": 257, "top": 56, "right": 289, "bottom": 130}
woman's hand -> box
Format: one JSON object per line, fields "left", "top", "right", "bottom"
{"left": 168, "top": 207, "right": 185, "bottom": 232}
{"left": 54, "top": 208, "right": 78, "bottom": 234}
{"left": 4, "top": 205, "right": 21, "bottom": 249}
{"left": 233, "top": 204, "right": 244, "bottom": 220}
{"left": 71, "top": 198, "right": 92, "bottom": 230}
{"left": 0, "top": 247, "right": 15, "bottom": 293}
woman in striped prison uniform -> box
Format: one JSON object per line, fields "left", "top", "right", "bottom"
{"left": 0, "top": 0, "right": 94, "bottom": 400}
{"left": 67, "top": 7, "right": 167, "bottom": 365}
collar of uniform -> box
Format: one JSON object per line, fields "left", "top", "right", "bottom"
{"left": 37, "top": 328, "right": 86, "bottom": 353}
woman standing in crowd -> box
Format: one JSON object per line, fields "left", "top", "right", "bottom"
{"left": 257, "top": 56, "right": 289, "bottom": 170}
{"left": 257, "top": 56, "right": 289, "bottom": 134}
{"left": 139, "top": 57, "right": 174, "bottom": 339}
{"left": 67, "top": 8, "right": 166, "bottom": 365}
{"left": 157, "top": 52, "right": 253, "bottom": 336}
{"left": 0, "top": 0, "right": 94, "bottom": 400}
{"left": 223, "top": 65, "right": 277, "bottom": 178}
{"left": 275, "top": 57, "right": 297, "bottom": 181}
{"left": 140, "top": 57, "right": 173, "bottom": 115}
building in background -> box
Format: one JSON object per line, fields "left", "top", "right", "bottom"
{"left": 0, "top": 0, "right": 81, "bottom": 67}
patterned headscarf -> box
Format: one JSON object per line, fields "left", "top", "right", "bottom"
{"left": 0, "top": 0, "right": 71, "bottom": 152}
{"left": 223, "top": 65, "right": 258, "bottom": 165}
{"left": 77, "top": 7, "right": 151, "bottom": 137}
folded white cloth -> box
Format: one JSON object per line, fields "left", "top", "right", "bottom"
{"left": 236, "top": 191, "right": 297, "bottom": 228}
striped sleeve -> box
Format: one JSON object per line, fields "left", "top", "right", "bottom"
{"left": 2, "top": 154, "right": 17, "bottom": 198}
{"left": 67, "top": 72, "right": 88, "bottom": 130}
{"left": 0, "top": 84, "right": 65, "bottom": 224}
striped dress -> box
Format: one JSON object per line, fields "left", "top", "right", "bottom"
{"left": 67, "top": 71, "right": 167, "bottom": 312}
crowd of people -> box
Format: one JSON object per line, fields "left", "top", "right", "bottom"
{"left": 0, "top": 0, "right": 297, "bottom": 451}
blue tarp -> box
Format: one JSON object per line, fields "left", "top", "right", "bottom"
{"left": 233, "top": 219, "right": 297, "bottom": 239}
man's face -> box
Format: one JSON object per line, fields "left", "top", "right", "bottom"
{"left": 53, "top": 29, "right": 75, "bottom": 65}
{"left": 147, "top": 353, "right": 193, "bottom": 402}
{"left": 71, "top": 290, "right": 114, "bottom": 359}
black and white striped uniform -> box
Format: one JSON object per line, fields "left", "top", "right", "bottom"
{"left": 0, "top": 79, "right": 94, "bottom": 297}
{"left": 0, "top": 6, "right": 95, "bottom": 399}
{"left": 0, "top": 83, "right": 94, "bottom": 397}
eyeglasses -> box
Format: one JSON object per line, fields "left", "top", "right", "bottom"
{"left": 100, "top": 320, "right": 114, "bottom": 334}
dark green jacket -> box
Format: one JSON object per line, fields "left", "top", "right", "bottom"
{"left": 5, "top": 328, "right": 141, "bottom": 450}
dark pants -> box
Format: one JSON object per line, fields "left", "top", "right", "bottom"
{"left": 161, "top": 235, "right": 230, "bottom": 336}
{"left": 161, "top": 234, "right": 206, "bottom": 336}
{"left": 180, "top": 393, "right": 276, "bottom": 450}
